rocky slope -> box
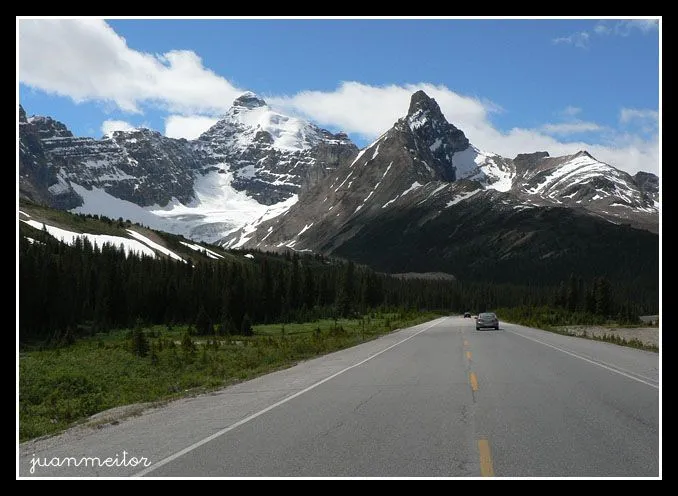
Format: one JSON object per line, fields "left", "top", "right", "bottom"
{"left": 19, "top": 94, "right": 357, "bottom": 242}
{"left": 221, "top": 91, "right": 658, "bottom": 285}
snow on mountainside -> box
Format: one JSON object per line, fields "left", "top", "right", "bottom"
{"left": 200, "top": 92, "right": 334, "bottom": 152}
{"left": 451, "top": 145, "right": 514, "bottom": 192}
{"left": 224, "top": 90, "right": 658, "bottom": 254}
{"left": 19, "top": 90, "right": 657, "bottom": 250}
{"left": 19, "top": 212, "right": 175, "bottom": 260}
{"left": 194, "top": 92, "right": 356, "bottom": 206}
{"left": 19, "top": 207, "right": 245, "bottom": 265}
{"left": 19, "top": 94, "right": 357, "bottom": 243}
{"left": 512, "top": 150, "right": 658, "bottom": 230}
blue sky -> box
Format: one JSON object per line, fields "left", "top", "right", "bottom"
{"left": 18, "top": 17, "right": 660, "bottom": 175}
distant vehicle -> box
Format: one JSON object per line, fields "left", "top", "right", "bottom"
{"left": 464, "top": 312, "right": 471, "bottom": 318}
{"left": 476, "top": 312, "right": 499, "bottom": 331}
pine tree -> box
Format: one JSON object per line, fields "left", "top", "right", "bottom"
{"left": 131, "top": 322, "right": 150, "bottom": 357}
{"left": 337, "top": 261, "right": 355, "bottom": 317}
{"left": 594, "top": 277, "right": 611, "bottom": 317}
{"left": 240, "top": 314, "right": 253, "bottom": 336}
{"left": 195, "top": 305, "right": 212, "bottom": 336}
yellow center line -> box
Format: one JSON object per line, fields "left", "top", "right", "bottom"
{"left": 466, "top": 351, "right": 472, "bottom": 361}
{"left": 478, "top": 439, "right": 495, "bottom": 477}
{"left": 469, "top": 372, "right": 479, "bottom": 392}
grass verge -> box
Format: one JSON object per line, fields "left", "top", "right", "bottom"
{"left": 19, "top": 311, "right": 440, "bottom": 442}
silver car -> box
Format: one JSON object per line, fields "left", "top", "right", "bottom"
{"left": 476, "top": 312, "right": 499, "bottom": 331}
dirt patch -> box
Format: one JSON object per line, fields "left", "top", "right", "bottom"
{"left": 85, "top": 402, "right": 158, "bottom": 427}
{"left": 556, "top": 326, "right": 659, "bottom": 348}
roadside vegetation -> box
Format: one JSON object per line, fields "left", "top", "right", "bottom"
{"left": 496, "top": 305, "right": 658, "bottom": 352}
{"left": 19, "top": 311, "right": 439, "bottom": 442}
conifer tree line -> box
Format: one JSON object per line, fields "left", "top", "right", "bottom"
{"left": 19, "top": 228, "right": 658, "bottom": 345}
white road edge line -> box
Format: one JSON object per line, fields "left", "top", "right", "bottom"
{"left": 134, "top": 317, "right": 446, "bottom": 476}
{"left": 508, "top": 329, "right": 659, "bottom": 389}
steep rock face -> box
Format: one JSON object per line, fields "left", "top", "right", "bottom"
{"left": 47, "top": 129, "right": 199, "bottom": 207}
{"left": 19, "top": 105, "right": 82, "bottom": 209}
{"left": 633, "top": 171, "right": 659, "bottom": 204}
{"left": 19, "top": 107, "right": 198, "bottom": 208}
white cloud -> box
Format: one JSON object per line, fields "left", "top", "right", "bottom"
{"left": 615, "top": 19, "right": 659, "bottom": 35}
{"left": 18, "top": 20, "right": 658, "bottom": 176}
{"left": 479, "top": 127, "right": 658, "bottom": 177}
{"left": 553, "top": 32, "right": 590, "bottom": 49}
{"left": 101, "top": 119, "right": 135, "bottom": 136}
{"left": 593, "top": 23, "right": 611, "bottom": 35}
{"left": 620, "top": 108, "right": 659, "bottom": 124}
{"left": 270, "top": 81, "right": 494, "bottom": 141}
{"left": 272, "top": 82, "right": 658, "bottom": 176}
{"left": 18, "top": 19, "right": 242, "bottom": 115}
{"left": 559, "top": 19, "right": 659, "bottom": 49}
{"left": 541, "top": 121, "right": 602, "bottom": 135}
{"left": 165, "top": 115, "right": 219, "bottom": 140}
{"left": 561, "top": 106, "right": 582, "bottom": 117}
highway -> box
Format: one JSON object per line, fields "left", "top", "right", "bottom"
{"left": 19, "top": 316, "right": 659, "bottom": 477}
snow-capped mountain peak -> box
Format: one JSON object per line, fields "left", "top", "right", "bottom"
{"left": 201, "top": 93, "right": 330, "bottom": 153}
{"left": 232, "top": 91, "right": 268, "bottom": 110}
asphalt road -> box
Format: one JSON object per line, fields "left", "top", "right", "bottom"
{"left": 19, "top": 316, "right": 659, "bottom": 478}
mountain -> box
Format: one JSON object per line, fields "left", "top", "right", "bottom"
{"left": 633, "top": 171, "right": 659, "bottom": 204}
{"left": 19, "top": 94, "right": 357, "bottom": 243}
{"left": 511, "top": 150, "right": 658, "bottom": 231}
{"left": 19, "top": 90, "right": 658, "bottom": 285}
{"left": 223, "top": 91, "right": 658, "bottom": 286}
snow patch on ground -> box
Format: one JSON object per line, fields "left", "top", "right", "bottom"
{"left": 298, "top": 223, "right": 314, "bottom": 237}
{"left": 349, "top": 148, "right": 367, "bottom": 168}
{"left": 21, "top": 219, "right": 157, "bottom": 258}
{"left": 180, "top": 241, "right": 224, "bottom": 259}
{"left": 401, "top": 181, "right": 423, "bottom": 196}
{"left": 126, "top": 229, "right": 185, "bottom": 262}
{"left": 446, "top": 189, "right": 481, "bottom": 207}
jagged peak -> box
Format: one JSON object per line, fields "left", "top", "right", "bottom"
{"left": 407, "top": 90, "right": 443, "bottom": 119}
{"left": 232, "top": 91, "right": 267, "bottom": 109}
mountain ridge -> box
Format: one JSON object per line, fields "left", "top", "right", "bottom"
{"left": 19, "top": 90, "right": 658, "bottom": 271}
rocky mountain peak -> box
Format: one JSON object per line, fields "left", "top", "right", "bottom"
{"left": 633, "top": 171, "right": 659, "bottom": 199}
{"left": 573, "top": 150, "right": 595, "bottom": 160}
{"left": 404, "top": 91, "right": 469, "bottom": 151}
{"left": 513, "top": 151, "right": 550, "bottom": 173}
{"left": 407, "top": 90, "right": 443, "bottom": 117}
{"left": 232, "top": 91, "right": 268, "bottom": 110}
{"left": 19, "top": 104, "right": 27, "bottom": 123}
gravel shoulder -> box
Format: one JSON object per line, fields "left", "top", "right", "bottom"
{"left": 555, "top": 325, "right": 659, "bottom": 349}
